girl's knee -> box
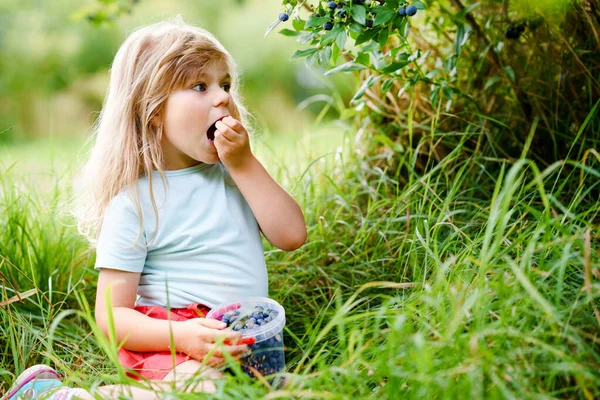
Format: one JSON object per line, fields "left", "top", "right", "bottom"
{"left": 161, "top": 360, "right": 223, "bottom": 393}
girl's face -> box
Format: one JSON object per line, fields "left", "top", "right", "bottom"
{"left": 160, "top": 60, "right": 234, "bottom": 170}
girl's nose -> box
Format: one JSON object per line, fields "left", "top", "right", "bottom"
{"left": 213, "top": 88, "right": 230, "bottom": 108}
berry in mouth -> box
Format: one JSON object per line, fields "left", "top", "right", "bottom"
{"left": 207, "top": 122, "right": 217, "bottom": 141}
{"left": 207, "top": 117, "right": 227, "bottom": 142}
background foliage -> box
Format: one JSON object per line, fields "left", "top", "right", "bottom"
{"left": 0, "top": 0, "right": 599, "bottom": 398}
{"left": 0, "top": 0, "right": 354, "bottom": 142}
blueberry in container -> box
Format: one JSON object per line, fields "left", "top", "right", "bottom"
{"left": 207, "top": 297, "right": 286, "bottom": 379}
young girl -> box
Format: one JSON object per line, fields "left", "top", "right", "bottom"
{"left": 5, "top": 16, "right": 306, "bottom": 400}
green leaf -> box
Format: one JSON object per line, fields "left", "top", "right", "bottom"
{"left": 336, "top": 28, "right": 347, "bottom": 51}
{"left": 319, "top": 46, "right": 332, "bottom": 65}
{"left": 484, "top": 76, "right": 501, "bottom": 90}
{"left": 305, "top": 52, "right": 318, "bottom": 68}
{"left": 355, "top": 28, "right": 380, "bottom": 46}
{"left": 291, "top": 47, "right": 319, "bottom": 59}
{"left": 411, "top": 1, "right": 427, "bottom": 10}
{"left": 322, "top": 26, "right": 343, "bottom": 45}
{"left": 387, "top": 0, "right": 400, "bottom": 8}
{"left": 442, "top": 85, "right": 454, "bottom": 100}
{"left": 503, "top": 66, "right": 516, "bottom": 82}
{"left": 380, "top": 61, "right": 410, "bottom": 74}
{"left": 356, "top": 52, "right": 370, "bottom": 66}
{"left": 279, "top": 28, "right": 303, "bottom": 37}
{"left": 349, "top": 22, "right": 363, "bottom": 34}
{"left": 426, "top": 69, "right": 440, "bottom": 79}
{"left": 402, "top": 18, "right": 410, "bottom": 36}
{"left": 373, "top": 6, "right": 396, "bottom": 26}
{"left": 351, "top": 5, "right": 367, "bottom": 25}
{"left": 391, "top": 46, "right": 408, "bottom": 58}
{"left": 395, "top": 51, "right": 410, "bottom": 60}
{"left": 332, "top": 42, "right": 340, "bottom": 64}
{"left": 292, "top": 18, "right": 306, "bottom": 31}
{"left": 306, "top": 16, "right": 330, "bottom": 29}
{"left": 378, "top": 26, "right": 390, "bottom": 49}
{"left": 381, "top": 78, "right": 396, "bottom": 92}
{"left": 430, "top": 87, "right": 440, "bottom": 106}
{"left": 454, "top": 24, "right": 465, "bottom": 54}
{"left": 392, "top": 14, "right": 407, "bottom": 32}
{"left": 299, "top": 32, "right": 317, "bottom": 44}
{"left": 351, "top": 75, "right": 382, "bottom": 102}
{"left": 457, "top": 2, "right": 480, "bottom": 19}
{"left": 325, "top": 61, "right": 367, "bottom": 75}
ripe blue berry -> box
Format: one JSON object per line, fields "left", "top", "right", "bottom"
{"left": 338, "top": 10, "right": 347, "bottom": 18}
{"left": 366, "top": 19, "right": 373, "bottom": 27}
{"left": 337, "top": 2, "right": 344, "bottom": 8}
{"left": 399, "top": 7, "right": 406, "bottom": 17}
{"left": 328, "top": 1, "right": 337, "bottom": 9}
{"left": 406, "top": 5, "right": 417, "bottom": 16}
{"left": 278, "top": 12, "right": 289, "bottom": 22}
{"left": 324, "top": 21, "right": 334, "bottom": 30}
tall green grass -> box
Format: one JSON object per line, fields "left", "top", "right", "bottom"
{"left": 1, "top": 123, "right": 599, "bottom": 398}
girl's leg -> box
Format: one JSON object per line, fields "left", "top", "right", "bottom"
{"left": 161, "top": 360, "right": 224, "bottom": 393}
{"left": 78, "top": 360, "right": 223, "bottom": 399}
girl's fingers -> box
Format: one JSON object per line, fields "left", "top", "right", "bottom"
{"left": 225, "top": 344, "right": 250, "bottom": 357}
{"left": 221, "top": 116, "right": 244, "bottom": 134}
{"left": 206, "top": 356, "right": 226, "bottom": 368}
{"left": 215, "top": 121, "right": 236, "bottom": 141}
{"left": 197, "top": 318, "right": 227, "bottom": 330}
{"left": 208, "top": 343, "right": 249, "bottom": 358}
{"left": 213, "top": 331, "right": 243, "bottom": 346}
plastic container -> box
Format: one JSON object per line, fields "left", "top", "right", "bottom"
{"left": 206, "top": 297, "right": 286, "bottom": 378}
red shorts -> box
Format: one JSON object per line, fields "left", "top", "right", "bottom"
{"left": 118, "top": 303, "right": 211, "bottom": 381}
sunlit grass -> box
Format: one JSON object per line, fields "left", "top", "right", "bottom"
{"left": 1, "top": 116, "right": 599, "bottom": 398}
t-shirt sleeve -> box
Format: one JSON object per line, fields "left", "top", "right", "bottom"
{"left": 94, "top": 192, "right": 147, "bottom": 272}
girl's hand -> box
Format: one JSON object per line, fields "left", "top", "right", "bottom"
{"left": 174, "top": 318, "right": 249, "bottom": 367}
{"left": 213, "top": 116, "right": 254, "bottom": 171}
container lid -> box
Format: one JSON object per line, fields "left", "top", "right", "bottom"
{"left": 206, "top": 297, "right": 285, "bottom": 344}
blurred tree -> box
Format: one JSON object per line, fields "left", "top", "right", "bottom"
{"left": 0, "top": 0, "right": 354, "bottom": 143}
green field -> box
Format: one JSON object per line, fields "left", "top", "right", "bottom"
{"left": 1, "top": 0, "right": 599, "bottom": 398}
{"left": 1, "top": 122, "right": 599, "bottom": 398}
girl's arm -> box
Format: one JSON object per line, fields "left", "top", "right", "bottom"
{"left": 94, "top": 268, "right": 247, "bottom": 364}
{"left": 213, "top": 117, "right": 307, "bottom": 251}
{"left": 227, "top": 155, "right": 307, "bottom": 251}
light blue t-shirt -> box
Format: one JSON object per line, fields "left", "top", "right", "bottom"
{"left": 94, "top": 162, "right": 268, "bottom": 308}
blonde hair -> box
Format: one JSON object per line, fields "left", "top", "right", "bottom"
{"left": 72, "top": 16, "right": 251, "bottom": 245}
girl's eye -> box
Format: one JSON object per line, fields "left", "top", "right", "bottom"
{"left": 192, "top": 83, "right": 231, "bottom": 92}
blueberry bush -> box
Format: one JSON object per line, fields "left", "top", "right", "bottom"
{"left": 262, "top": 0, "right": 600, "bottom": 183}
{"left": 78, "top": 1, "right": 599, "bottom": 179}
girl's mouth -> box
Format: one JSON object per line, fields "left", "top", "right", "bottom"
{"left": 207, "top": 116, "right": 227, "bottom": 142}
{"left": 207, "top": 122, "right": 217, "bottom": 142}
